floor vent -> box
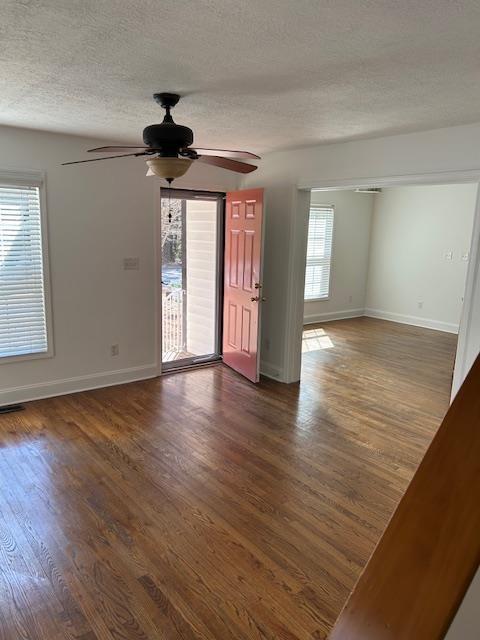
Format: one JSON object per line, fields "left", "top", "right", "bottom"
{"left": 0, "top": 404, "right": 25, "bottom": 415}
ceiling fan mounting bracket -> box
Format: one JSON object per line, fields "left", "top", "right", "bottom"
{"left": 153, "top": 93, "right": 181, "bottom": 110}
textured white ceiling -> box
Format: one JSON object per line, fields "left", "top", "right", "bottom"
{"left": 2, "top": 0, "right": 480, "bottom": 153}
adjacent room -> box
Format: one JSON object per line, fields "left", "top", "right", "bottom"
{"left": 1, "top": 2, "right": 480, "bottom": 639}
{"left": 302, "top": 183, "right": 477, "bottom": 396}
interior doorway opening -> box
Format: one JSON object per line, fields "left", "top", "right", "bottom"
{"left": 300, "top": 182, "right": 478, "bottom": 400}
{"left": 160, "top": 188, "right": 224, "bottom": 371}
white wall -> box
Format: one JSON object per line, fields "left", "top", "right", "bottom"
{"left": 304, "top": 190, "right": 373, "bottom": 324}
{"left": 3, "top": 120, "right": 480, "bottom": 400}
{"left": 0, "top": 125, "right": 238, "bottom": 403}
{"left": 241, "top": 121, "right": 480, "bottom": 384}
{"left": 365, "top": 184, "right": 476, "bottom": 332}
{"left": 445, "top": 568, "right": 480, "bottom": 640}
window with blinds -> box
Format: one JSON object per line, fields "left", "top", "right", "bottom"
{"left": 304, "top": 205, "right": 334, "bottom": 300}
{"left": 0, "top": 181, "right": 49, "bottom": 359}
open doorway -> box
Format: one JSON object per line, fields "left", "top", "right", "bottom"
{"left": 300, "top": 183, "right": 478, "bottom": 398}
{"left": 159, "top": 187, "right": 265, "bottom": 382}
{"left": 160, "top": 188, "right": 224, "bottom": 371}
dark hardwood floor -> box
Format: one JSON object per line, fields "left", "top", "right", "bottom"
{"left": 0, "top": 318, "right": 457, "bottom": 639}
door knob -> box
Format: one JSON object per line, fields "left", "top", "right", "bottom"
{"left": 251, "top": 296, "right": 267, "bottom": 302}
{"left": 254, "top": 283, "right": 262, "bottom": 289}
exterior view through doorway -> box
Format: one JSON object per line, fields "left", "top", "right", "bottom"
{"left": 160, "top": 188, "right": 224, "bottom": 371}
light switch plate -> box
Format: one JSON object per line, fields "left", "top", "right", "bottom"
{"left": 123, "top": 257, "right": 139, "bottom": 270}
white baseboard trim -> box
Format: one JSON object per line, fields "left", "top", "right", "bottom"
{"left": 364, "top": 308, "right": 459, "bottom": 334}
{"left": 0, "top": 364, "right": 159, "bottom": 406}
{"left": 304, "top": 308, "right": 365, "bottom": 325}
{"left": 1, "top": 306, "right": 459, "bottom": 405}
{"left": 260, "top": 360, "right": 284, "bottom": 381}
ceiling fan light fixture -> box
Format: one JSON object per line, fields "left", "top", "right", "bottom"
{"left": 145, "top": 157, "right": 193, "bottom": 181}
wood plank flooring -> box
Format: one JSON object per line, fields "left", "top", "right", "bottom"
{"left": 0, "top": 318, "right": 457, "bottom": 639}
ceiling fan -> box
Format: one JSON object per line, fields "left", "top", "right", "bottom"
{"left": 62, "top": 93, "right": 260, "bottom": 182}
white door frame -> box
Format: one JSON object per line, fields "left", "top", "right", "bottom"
{"left": 154, "top": 185, "right": 162, "bottom": 376}
{"left": 285, "top": 169, "right": 480, "bottom": 399}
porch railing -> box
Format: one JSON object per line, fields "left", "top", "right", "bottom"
{"left": 162, "top": 289, "right": 185, "bottom": 361}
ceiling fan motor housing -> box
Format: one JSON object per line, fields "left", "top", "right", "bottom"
{"left": 142, "top": 123, "right": 194, "bottom": 156}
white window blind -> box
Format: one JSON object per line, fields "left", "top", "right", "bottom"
{"left": 0, "top": 183, "right": 49, "bottom": 358}
{"left": 304, "top": 205, "right": 334, "bottom": 300}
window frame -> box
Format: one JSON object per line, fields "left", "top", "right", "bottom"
{"left": 304, "top": 204, "right": 335, "bottom": 302}
{"left": 0, "top": 169, "right": 54, "bottom": 364}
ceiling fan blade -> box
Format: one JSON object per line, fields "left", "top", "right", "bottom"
{"left": 87, "top": 145, "right": 154, "bottom": 153}
{"left": 189, "top": 147, "right": 260, "bottom": 160}
{"left": 62, "top": 152, "right": 148, "bottom": 166}
{"left": 196, "top": 155, "right": 257, "bottom": 174}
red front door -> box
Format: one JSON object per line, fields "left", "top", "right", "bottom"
{"left": 223, "top": 188, "right": 264, "bottom": 383}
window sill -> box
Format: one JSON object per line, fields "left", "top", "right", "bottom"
{"left": 0, "top": 349, "right": 54, "bottom": 365}
{"left": 305, "top": 296, "right": 330, "bottom": 302}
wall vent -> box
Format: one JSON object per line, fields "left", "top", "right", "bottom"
{"left": 0, "top": 404, "right": 25, "bottom": 415}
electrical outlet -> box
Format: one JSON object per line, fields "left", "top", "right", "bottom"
{"left": 110, "top": 344, "right": 119, "bottom": 356}
{"left": 348, "top": 295, "right": 353, "bottom": 304}
{"left": 123, "top": 257, "right": 139, "bottom": 270}
{"left": 418, "top": 301, "right": 424, "bottom": 309}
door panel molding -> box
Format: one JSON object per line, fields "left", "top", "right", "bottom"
{"left": 223, "top": 188, "right": 264, "bottom": 383}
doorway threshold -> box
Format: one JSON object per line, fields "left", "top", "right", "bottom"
{"left": 161, "top": 357, "right": 223, "bottom": 376}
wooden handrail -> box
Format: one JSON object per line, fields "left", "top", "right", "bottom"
{"left": 329, "top": 354, "right": 480, "bottom": 640}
